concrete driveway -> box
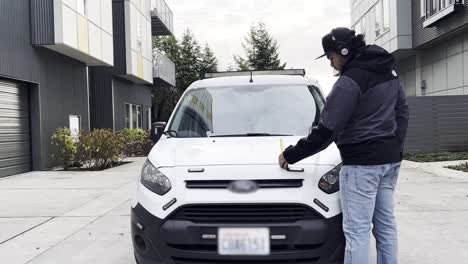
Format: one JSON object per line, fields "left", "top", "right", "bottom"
{"left": 0, "top": 158, "right": 467, "bottom": 264}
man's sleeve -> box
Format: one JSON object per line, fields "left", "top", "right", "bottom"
{"left": 395, "top": 83, "right": 409, "bottom": 153}
{"left": 283, "top": 76, "right": 361, "bottom": 164}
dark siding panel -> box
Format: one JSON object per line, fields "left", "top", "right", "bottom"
{"left": 412, "top": 0, "right": 468, "bottom": 48}
{"left": 112, "top": 0, "right": 127, "bottom": 75}
{"left": 0, "top": 0, "right": 40, "bottom": 82}
{"left": 31, "top": 0, "right": 55, "bottom": 45}
{"left": 36, "top": 48, "right": 89, "bottom": 170}
{"left": 0, "top": 0, "right": 89, "bottom": 170}
{"left": 89, "top": 67, "right": 114, "bottom": 129}
{"left": 405, "top": 96, "right": 468, "bottom": 152}
{"left": 113, "top": 77, "right": 152, "bottom": 131}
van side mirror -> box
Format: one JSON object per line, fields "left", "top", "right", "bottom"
{"left": 150, "top": 122, "right": 167, "bottom": 142}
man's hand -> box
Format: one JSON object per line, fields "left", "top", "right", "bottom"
{"left": 278, "top": 153, "right": 289, "bottom": 170}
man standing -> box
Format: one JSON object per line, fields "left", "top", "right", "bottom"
{"left": 279, "top": 27, "right": 409, "bottom": 264}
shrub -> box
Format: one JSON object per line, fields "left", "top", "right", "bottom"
{"left": 76, "top": 129, "right": 125, "bottom": 170}
{"left": 51, "top": 128, "right": 78, "bottom": 170}
{"left": 120, "top": 128, "right": 154, "bottom": 157}
{"left": 446, "top": 162, "right": 468, "bottom": 173}
{"left": 404, "top": 152, "right": 468, "bottom": 162}
{"left": 51, "top": 128, "right": 153, "bottom": 171}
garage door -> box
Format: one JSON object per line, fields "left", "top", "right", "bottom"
{"left": 0, "top": 80, "right": 31, "bottom": 177}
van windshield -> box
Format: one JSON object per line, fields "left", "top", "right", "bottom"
{"left": 167, "top": 85, "right": 323, "bottom": 138}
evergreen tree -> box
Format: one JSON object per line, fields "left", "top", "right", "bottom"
{"left": 152, "top": 31, "right": 220, "bottom": 121}
{"left": 178, "top": 29, "right": 202, "bottom": 91}
{"left": 235, "top": 22, "right": 287, "bottom": 71}
{"left": 200, "top": 43, "right": 218, "bottom": 78}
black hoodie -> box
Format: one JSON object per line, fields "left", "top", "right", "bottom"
{"left": 283, "top": 45, "right": 409, "bottom": 166}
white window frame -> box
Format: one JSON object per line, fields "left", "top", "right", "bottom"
{"left": 77, "top": 0, "right": 88, "bottom": 16}
{"left": 147, "top": 108, "right": 152, "bottom": 130}
{"left": 421, "top": 0, "right": 426, "bottom": 18}
{"left": 125, "top": 103, "right": 143, "bottom": 129}
{"left": 422, "top": 0, "right": 462, "bottom": 27}
{"left": 423, "top": 0, "right": 459, "bottom": 18}
{"left": 136, "top": 13, "right": 143, "bottom": 53}
{"left": 374, "top": 1, "right": 382, "bottom": 38}
{"left": 374, "top": 0, "right": 389, "bottom": 38}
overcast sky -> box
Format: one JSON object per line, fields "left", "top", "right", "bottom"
{"left": 165, "top": 0, "right": 351, "bottom": 94}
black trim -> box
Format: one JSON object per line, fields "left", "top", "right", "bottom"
{"left": 163, "top": 198, "right": 177, "bottom": 211}
{"left": 132, "top": 203, "right": 344, "bottom": 264}
{"left": 185, "top": 179, "right": 304, "bottom": 189}
{"left": 314, "top": 199, "right": 330, "bottom": 213}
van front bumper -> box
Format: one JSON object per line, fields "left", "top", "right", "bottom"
{"left": 131, "top": 203, "right": 345, "bottom": 264}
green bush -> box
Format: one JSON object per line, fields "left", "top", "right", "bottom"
{"left": 119, "top": 128, "right": 154, "bottom": 157}
{"left": 404, "top": 152, "right": 468, "bottom": 163}
{"left": 446, "top": 162, "right": 468, "bottom": 173}
{"left": 76, "top": 129, "right": 125, "bottom": 170}
{"left": 51, "top": 128, "right": 78, "bottom": 170}
{"left": 52, "top": 128, "right": 153, "bottom": 171}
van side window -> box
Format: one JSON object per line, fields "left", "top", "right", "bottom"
{"left": 308, "top": 85, "right": 325, "bottom": 126}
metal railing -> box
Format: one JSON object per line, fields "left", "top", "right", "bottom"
{"left": 153, "top": 49, "right": 176, "bottom": 86}
{"left": 151, "top": 0, "right": 174, "bottom": 34}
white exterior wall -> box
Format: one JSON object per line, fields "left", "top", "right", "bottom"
{"left": 50, "top": 0, "right": 114, "bottom": 66}
{"left": 396, "top": 35, "right": 468, "bottom": 97}
{"left": 124, "top": 0, "right": 153, "bottom": 84}
{"left": 350, "top": 0, "right": 412, "bottom": 53}
{"left": 418, "top": 35, "right": 468, "bottom": 96}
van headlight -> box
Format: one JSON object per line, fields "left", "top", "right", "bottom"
{"left": 318, "top": 164, "right": 341, "bottom": 194}
{"left": 140, "top": 160, "right": 171, "bottom": 195}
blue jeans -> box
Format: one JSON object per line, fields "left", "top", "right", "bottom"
{"left": 340, "top": 162, "right": 401, "bottom": 264}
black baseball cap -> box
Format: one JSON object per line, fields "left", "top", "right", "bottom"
{"left": 316, "top": 27, "right": 357, "bottom": 60}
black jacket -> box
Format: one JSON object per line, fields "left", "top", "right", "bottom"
{"left": 283, "top": 45, "right": 410, "bottom": 166}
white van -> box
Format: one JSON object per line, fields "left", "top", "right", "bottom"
{"left": 132, "top": 70, "right": 345, "bottom": 264}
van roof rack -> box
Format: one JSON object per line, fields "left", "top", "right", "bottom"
{"left": 204, "top": 69, "right": 306, "bottom": 79}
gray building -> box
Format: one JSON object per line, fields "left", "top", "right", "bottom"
{"left": 351, "top": 0, "right": 468, "bottom": 97}
{"left": 0, "top": 0, "right": 175, "bottom": 178}
{"left": 89, "top": 0, "right": 176, "bottom": 131}
{"left": 351, "top": 0, "right": 468, "bottom": 152}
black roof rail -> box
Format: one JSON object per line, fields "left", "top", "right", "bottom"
{"left": 204, "top": 69, "right": 306, "bottom": 79}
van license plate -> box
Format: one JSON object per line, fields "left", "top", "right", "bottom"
{"left": 218, "top": 228, "right": 270, "bottom": 255}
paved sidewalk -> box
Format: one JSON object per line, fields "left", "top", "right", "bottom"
{"left": 0, "top": 157, "right": 145, "bottom": 264}
{"left": 0, "top": 158, "right": 467, "bottom": 263}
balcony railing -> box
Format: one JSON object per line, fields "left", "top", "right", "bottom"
{"left": 151, "top": 0, "right": 174, "bottom": 36}
{"left": 153, "top": 49, "right": 176, "bottom": 87}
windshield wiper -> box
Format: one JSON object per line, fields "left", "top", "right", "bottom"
{"left": 210, "top": 133, "right": 292, "bottom": 138}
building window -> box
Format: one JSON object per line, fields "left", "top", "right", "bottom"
{"left": 354, "top": 16, "right": 366, "bottom": 36}
{"left": 421, "top": 0, "right": 426, "bottom": 18}
{"left": 374, "top": 1, "right": 382, "bottom": 37}
{"left": 136, "top": 14, "right": 143, "bottom": 53}
{"left": 423, "top": 0, "right": 458, "bottom": 17}
{"left": 374, "top": 0, "right": 390, "bottom": 38}
{"left": 77, "top": 0, "right": 87, "bottom": 16}
{"left": 422, "top": 0, "right": 461, "bottom": 27}
{"left": 125, "top": 103, "right": 143, "bottom": 129}
{"left": 69, "top": 115, "right": 81, "bottom": 139}
{"left": 383, "top": 0, "right": 390, "bottom": 32}
{"left": 137, "top": 105, "right": 142, "bottom": 129}
{"left": 147, "top": 108, "right": 152, "bottom": 130}
{"left": 125, "top": 104, "right": 131, "bottom": 128}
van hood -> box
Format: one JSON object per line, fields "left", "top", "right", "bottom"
{"left": 148, "top": 137, "right": 341, "bottom": 167}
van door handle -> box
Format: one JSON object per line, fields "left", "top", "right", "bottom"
{"left": 188, "top": 168, "right": 205, "bottom": 173}
{"left": 287, "top": 167, "right": 304, "bottom": 172}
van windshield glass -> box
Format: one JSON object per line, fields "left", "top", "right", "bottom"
{"left": 167, "top": 85, "right": 318, "bottom": 138}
